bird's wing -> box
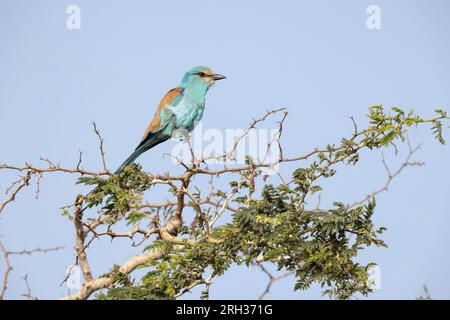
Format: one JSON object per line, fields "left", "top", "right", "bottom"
{"left": 138, "top": 87, "right": 184, "bottom": 147}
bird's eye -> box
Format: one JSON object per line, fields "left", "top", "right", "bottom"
{"left": 197, "top": 72, "right": 206, "bottom": 77}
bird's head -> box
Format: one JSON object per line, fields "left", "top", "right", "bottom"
{"left": 181, "top": 66, "right": 226, "bottom": 88}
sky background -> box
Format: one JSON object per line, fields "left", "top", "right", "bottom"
{"left": 1, "top": 0, "right": 450, "bottom": 299}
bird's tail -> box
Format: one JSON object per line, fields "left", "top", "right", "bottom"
{"left": 114, "top": 144, "right": 147, "bottom": 174}
{"left": 114, "top": 135, "right": 167, "bottom": 174}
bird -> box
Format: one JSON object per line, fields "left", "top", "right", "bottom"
{"left": 115, "top": 66, "right": 226, "bottom": 174}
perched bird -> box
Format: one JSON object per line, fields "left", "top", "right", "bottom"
{"left": 115, "top": 66, "right": 226, "bottom": 174}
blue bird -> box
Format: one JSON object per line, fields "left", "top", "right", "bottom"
{"left": 115, "top": 66, "right": 226, "bottom": 174}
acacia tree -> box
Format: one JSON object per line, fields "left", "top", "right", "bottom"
{"left": 0, "top": 106, "right": 448, "bottom": 300}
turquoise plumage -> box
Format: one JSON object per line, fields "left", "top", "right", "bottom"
{"left": 115, "top": 66, "right": 226, "bottom": 174}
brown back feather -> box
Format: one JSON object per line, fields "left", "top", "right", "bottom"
{"left": 140, "top": 87, "right": 184, "bottom": 142}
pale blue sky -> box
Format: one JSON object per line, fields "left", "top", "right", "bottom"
{"left": 1, "top": 0, "right": 450, "bottom": 299}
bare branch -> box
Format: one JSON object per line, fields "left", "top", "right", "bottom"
{"left": 351, "top": 140, "right": 423, "bottom": 207}
{"left": 209, "top": 190, "right": 237, "bottom": 229}
{"left": 73, "top": 195, "right": 93, "bottom": 283}
{"left": 0, "top": 172, "right": 31, "bottom": 215}
{"left": 61, "top": 247, "right": 168, "bottom": 300}
{"left": 92, "top": 122, "right": 109, "bottom": 172}
{"left": 0, "top": 241, "right": 62, "bottom": 299}
{"left": 0, "top": 241, "right": 12, "bottom": 300}
{"left": 21, "top": 274, "right": 38, "bottom": 300}
{"left": 255, "top": 262, "right": 293, "bottom": 300}
{"left": 8, "top": 246, "right": 64, "bottom": 256}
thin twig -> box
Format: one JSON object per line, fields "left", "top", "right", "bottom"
{"left": 256, "top": 262, "right": 293, "bottom": 300}
{"left": 92, "top": 122, "right": 109, "bottom": 172}
{"left": 0, "top": 241, "right": 12, "bottom": 300}
{"left": 21, "top": 274, "right": 38, "bottom": 300}
{"left": 351, "top": 140, "right": 423, "bottom": 207}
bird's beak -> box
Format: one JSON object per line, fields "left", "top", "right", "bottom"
{"left": 212, "top": 73, "right": 226, "bottom": 81}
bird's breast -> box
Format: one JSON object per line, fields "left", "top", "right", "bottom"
{"left": 172, "top": 99, "right": 205, "bottom": 132}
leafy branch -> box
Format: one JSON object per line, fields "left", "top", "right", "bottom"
{"left": 0, "top": 106, "right": 448, "bottom": 300}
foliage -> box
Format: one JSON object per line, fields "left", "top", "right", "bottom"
{"left": 0, "top": 105, "right": 442, "bottom": 300}
{"left": 77, "top": 164, "right": 151, "bottom": 216}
